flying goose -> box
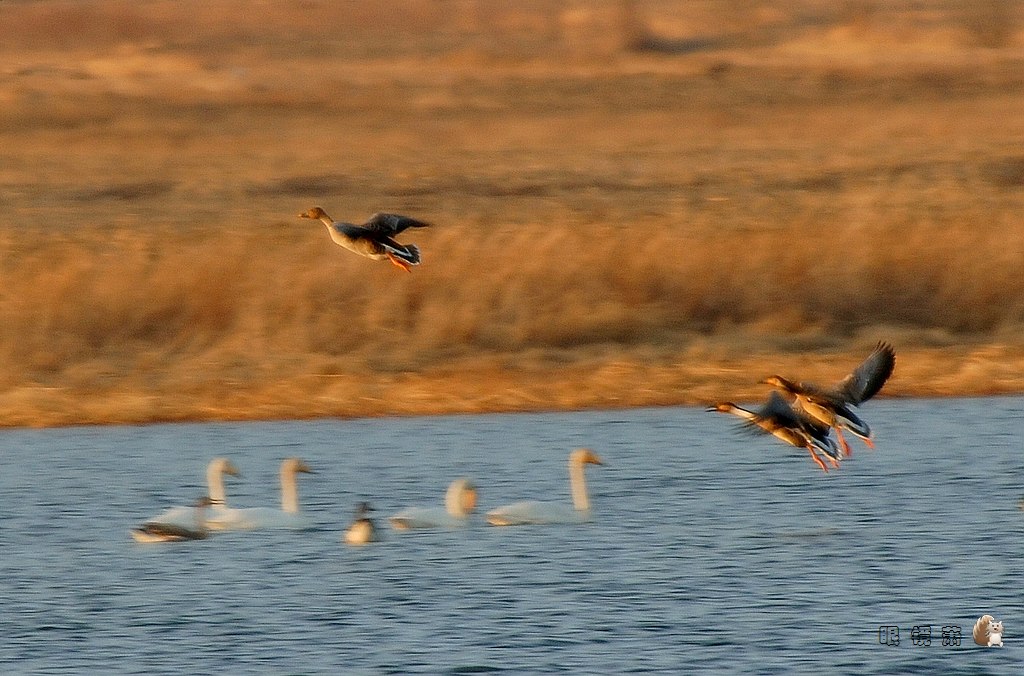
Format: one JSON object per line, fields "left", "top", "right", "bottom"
{"left": 761, "top": 342, "right": 896, "bottom": 455}
{"left": 299, "top": 207, "right": 430, "bottom": 272}
{"left": 709, "top": 391, "right": 842, "bottom": 472}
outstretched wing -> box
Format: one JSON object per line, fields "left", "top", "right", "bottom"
{"left": 757, "top": 391, "right": 811, "bottom": 426}
{"left": 836, "top": 342, "right": 896, "bottom": 404}
{"left": 363, "top": 213, "right": 431, "bottom": 235}
{"left": 756, "top": 392, "right": 835, "bottom": 442}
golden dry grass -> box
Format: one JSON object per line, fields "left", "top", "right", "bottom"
{"left": 1, "top": 0, "right": 1023, "bottom": 426}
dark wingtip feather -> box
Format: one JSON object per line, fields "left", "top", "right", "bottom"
{"left": 849, "top": 341, "right": 896, "bottom": 403}
{"left": 403, "top": 243, "right": 421, "bottom": 264}
{"left": 366, "top": 212, "right": 432, "bottom": 233}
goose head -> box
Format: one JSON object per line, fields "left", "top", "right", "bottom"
{"left": 707, "top": 402, "right": 737, "bottom": 414}
{"left": 344, "top": 502, "right": 379, "bottom": 545}
{"left": 299, "top": 206, "right": 329, "bottom": 220}
{"left": 193, "top": 495, "right": 215, "bottom": 529}
{"left": 760, "top": 375, "right": 797, "bottom": 391}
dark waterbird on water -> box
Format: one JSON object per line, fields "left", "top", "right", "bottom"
{"left": 131, "top": 496, "right": 215, "bottom": 543}
{"left": 344, "top": 501, "right": 380, "bottom": 545}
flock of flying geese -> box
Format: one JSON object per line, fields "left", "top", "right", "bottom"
{"left": 709, "top": 341, "right": 897, "bottom": 473}
{"left": 131, "top": 208, "right": 896, "bottom": 543}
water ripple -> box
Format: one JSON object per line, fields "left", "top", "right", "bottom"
{"left": 0, "top": 399, "right": 1020, "bottom": 672}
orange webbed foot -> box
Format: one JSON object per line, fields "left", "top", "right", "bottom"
{"left": 807, "top": 448, "right": 829, "bottom": 473}
{"left": 386, "top": 253, "right": 413, "bottom": 272}
{"left": 837, "top": 429, "right": 852, "bottom": 458}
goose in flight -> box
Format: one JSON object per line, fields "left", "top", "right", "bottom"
{"left": 761, "top": 342, "right": 896, "bottom": 456}
{"left": 299, "top": 206, "right": 430, "bottom": 271}
{"left": 486, "top": 449, "right": 605, "bottom": 526}
{"left": 132, "top": 497, "right": 214, "bottom": 543}
{"left": 709, "top": 391, "right": 842, "bottom": 472}
{"left": 389, "top": 478, "right": 478, "bottom": 530}
{"left": 344, "top": 502, "right": 380, "bottom": 545}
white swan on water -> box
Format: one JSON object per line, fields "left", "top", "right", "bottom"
{"left": 132, "top": 497, "right": 214, "bottom": 543}
{"left": 486, "top": 449, "right": 605, "bottom": 526}
{"left": 389, "top": 478, "right": 478, "bottom": 530}
{"left": 145, "top": 458, "right": 240, "bottom": 528}
{"left": 214, "top": 457, "right": 315, "bottom": 530}
{"left": 343, "top": 502, "right": 380, "bottom": 545}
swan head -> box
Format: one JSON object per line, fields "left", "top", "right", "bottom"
{"left": 570, "top": 448, "right": 605, "bottom": 466}
{"left": 445, "top": 478, "right": 478, "bottom": 517}
{"left": 299, "top": 206, "right": 329, "bottom": 220}
{"left": 210, "top": 457, "right": 241, "bottom": 477}
{"left": 282, "top": 457, "right": 314, "bottom": 475}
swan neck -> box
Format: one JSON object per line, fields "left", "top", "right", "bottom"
{"left": 280, "top": 467, "right": 300, "bottom": 513}
{"left": 569, "top": 458, "right": 590, "bottom": 512}
{"left": 195, "top": 504, "right": 208, "bottom": 530}
{"left": 206, "top": 464, "right": 226, "bottom": 506}
{"left": 444, "top": 480, "right": 474, "bottom": 517}
{"left": 445, "top": 491, "right": 463, "bottom": 517}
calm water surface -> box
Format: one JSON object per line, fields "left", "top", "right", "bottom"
{"left": 2, "top": 398, "right": 1022, "bottom": 674}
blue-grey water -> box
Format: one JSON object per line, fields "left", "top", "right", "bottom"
{"left": 2, "top": 398, "right": 1022, "bottom": 674}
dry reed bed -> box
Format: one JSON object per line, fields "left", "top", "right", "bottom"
{"left": 2, "top": 217, "right": 1024, "bottom": 426}
{"left": 1, "top": 0, "right": 1024, "bottom": 425}
{"left": 5, "top": 218, "right": 1024, "bottom": 367}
